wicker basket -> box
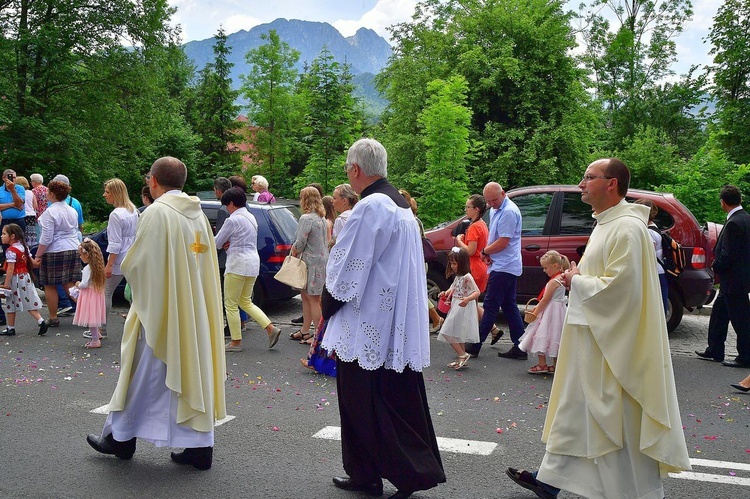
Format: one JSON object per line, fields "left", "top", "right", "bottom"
{"left": 524, "top": 298, "right": 539, "bottom": 323}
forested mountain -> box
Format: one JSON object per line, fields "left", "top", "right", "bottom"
{"left": 183, "top": 18, "right": 391, "bottom": 110}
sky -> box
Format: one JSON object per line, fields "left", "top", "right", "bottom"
{"left": 167, "top": 0, "right": 721, "bottom": 79}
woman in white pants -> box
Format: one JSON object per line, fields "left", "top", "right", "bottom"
{"left": 86, "top": 179, "right": 138, "bottom": 339}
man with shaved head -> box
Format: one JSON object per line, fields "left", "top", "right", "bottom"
{"left": 87, "top": 157, "right": 226, "bottom": 471}
{"left": 465, "top": 181, "right": 526, "bottom": 359}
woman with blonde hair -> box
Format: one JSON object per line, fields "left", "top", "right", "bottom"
{"left": 322, "top": 195, "right": 336, "bottom": 245}
{"left": 88, "top": 178, "right": 138, "bottom": 340}
{"left": 290, "top": 186, "right": 329, "bottom": 343}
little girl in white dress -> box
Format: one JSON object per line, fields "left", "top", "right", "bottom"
{"left": 437, "top": 247, "right": 481, "bottom": 370}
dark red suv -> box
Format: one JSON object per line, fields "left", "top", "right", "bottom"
{"left": 425, "top": 185, "right": 721, "bottom": 332}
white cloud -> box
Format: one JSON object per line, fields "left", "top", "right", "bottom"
{"left": 223, "top": 14, "right": 263, "bottom": 36}
{"left": 333, "top": 0, "right": 418, "bottom": 41}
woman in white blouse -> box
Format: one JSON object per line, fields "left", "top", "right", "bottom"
{"left": 34, "top": 179, "right": 81, "bottom": 327}
{"left": 330, "top": 183, "right": 358, "bottom": 246}
{"left": 96, "top": 179, "right": 139, "bottom": 339}
{"left": 215, "top": 187, "right": 282, "bottom": 352}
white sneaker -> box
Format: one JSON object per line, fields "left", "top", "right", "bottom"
{"left": 83, "top": 330, "right": 107, "bottom": 339}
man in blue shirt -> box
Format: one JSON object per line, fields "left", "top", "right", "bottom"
{"left": 465, "top": 182, "right": 526, "bottom": 359}
{"left": 0, "top": 169, "right": 26, "bottom": 232}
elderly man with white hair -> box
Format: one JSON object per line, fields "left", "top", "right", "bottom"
{"left": 321, "top": 138, "right": 445, "bottom": 499}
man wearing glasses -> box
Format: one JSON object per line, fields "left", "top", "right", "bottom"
{"left": 506, "top": 158, "right": 690, "bottom": 498}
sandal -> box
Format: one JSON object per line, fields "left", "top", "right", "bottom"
{"left": 84, "top": 340, "right": 101, "bottom": 349}
{"left": 447, "top": 358, "right": 460, "bottom": 368}
{"left": 528, "top": 364, "right": 549, "bottom": 374}
{"left": 298, "top": 332, "right": 313, "bottom": 344}
{"left": 547, "top": 365, "right": 555, "bottom": 374}
{"left": 300, "top": 358, "right": 315, "bottom": 370}
{"left": 289, "top": 330, "right": 304, "bottom": 341}
{"left": 454, "top": 353, "right": 470, "bottom": 370}
{"left": 429, "top": 317, "right": 444, "bottom": 334}
{"left": 490, "top": 325, "right": 504, "bottom": 345}
{"left": 505, "top": 467, "right": 557, "bottom": 499}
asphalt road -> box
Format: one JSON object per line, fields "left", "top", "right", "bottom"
{"left": 1, "top": 298, "right": 748, "bottom": 499}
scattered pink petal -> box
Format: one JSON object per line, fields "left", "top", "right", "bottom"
{"left": 496, "top": 428, "right": 503, "bottom": 434}
{"left": 271, "top": 426, "right": 279, "bottom": 431}
{"left": 729, "top": 472, "right": 736, "bottom": 476}
{"left": 703, "top": 436, "right": 718, "bottom": 440}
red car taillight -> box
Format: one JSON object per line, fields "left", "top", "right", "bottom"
{"left": 691, "top": 247, "right": 706, "bottom": 269}
{"left": 268, "top": 244, "right": 292, "bottom": 263}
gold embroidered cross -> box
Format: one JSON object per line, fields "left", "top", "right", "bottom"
{"left": 190, "top": 231, "right": 208, "bottom": 265}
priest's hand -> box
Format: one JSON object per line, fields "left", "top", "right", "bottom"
{"left": 562, "top": 261, "right": 579, "bottom": 289}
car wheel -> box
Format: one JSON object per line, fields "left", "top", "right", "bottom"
{"left": 426, "top": 267, "right": 450, "bottom": 303}
{"left": 666, "top": 290, "right": 683, "bottom": 334}
{"left": 252, "top": 281, "right": 267, "bottom": 309}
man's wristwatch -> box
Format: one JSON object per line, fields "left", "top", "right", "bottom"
{"left": 481, "top": 249, "right": 487, "bottom": 256}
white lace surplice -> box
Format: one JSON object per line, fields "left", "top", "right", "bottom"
{"left": 321, "top": 193, "right": 430, "bottom": 373}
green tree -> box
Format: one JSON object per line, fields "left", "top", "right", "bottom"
{"left": 416, "top": 76, "right": 472, "bottom": 227}
{"left": 240, "top": 30, "right": 302, "bottom": 196}
{"left": 378, "top": 0, "right": 596, "bottom": 201}
{"left": 577, "top": 0, "right": 696, "bottom": 149}
{"left": 660, "top": 134, "right": 750, "bottom": 224}
{"left": 707, "top": 0, "right": 750, "bottom": 164}
{"left": 0, "top": 0, "right": 199, "bottom": 220}
{"left": 188, "top": 27, "right": 241, "bottom": 182}
{"left": 296, "top": 47, "right": 362, "bottom": 193}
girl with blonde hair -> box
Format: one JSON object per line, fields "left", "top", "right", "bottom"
{"left": 518, "top": 250, "right": 570, "bottom": 374}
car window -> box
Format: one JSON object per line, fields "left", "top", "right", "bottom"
{"left": 624, "top": 196, "right": 675, "bottom": 230}
{"left": 512, "top": 193, "right": 553, "bottom": 235}
{"left": 559, "top": 193, "right": 595, "bottom": 235}
{"left": 268, "top": 207, "right": 299, "bottom": 241}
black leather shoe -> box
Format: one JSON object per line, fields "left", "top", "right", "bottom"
{"left": 332, "top": 476, "right": 383, "bottom": 496}
{"left": 722, "top": 360, "right": 750, "bottom": 368}
{"left": 730, "top": 383, "right": 750, "bottom": 392}
{"left": 86, "top": 433, "right": 136, "bottom": 459}
{"left": 0, "top": 327, "right": 16, "bottom": 336}
{"left": 291, "top": 315, "right": 304, "bottom": 325}
{"left": 389, "top": 491, "right": 413, "bottom": 499}
{"left": 171, "top": 446, "right": 213, "bottom": 470}
{"left": 498, "top": 346, "right": 528, "bottom": 360}
{"left": 695, "top": 350, "right": 723, "bottom": 362}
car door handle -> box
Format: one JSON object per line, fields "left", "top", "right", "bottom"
{"left": 524, "top": 244, "right": 541, "bottom": 251}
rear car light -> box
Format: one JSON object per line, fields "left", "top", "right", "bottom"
{"left": 691, "top": 247, "right": 706, "bottom": 269}
{"left": 268, "top": 244, "right": 292, "bottom": 263}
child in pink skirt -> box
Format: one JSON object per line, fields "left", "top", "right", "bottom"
{"left": 72, "top": 238, "right": 107, "bottom": 348}
{"left": 518, "top": 250, "right": 570, "bottom": 374}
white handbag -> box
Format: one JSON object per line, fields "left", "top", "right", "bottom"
{"left": 274, "top": 255, "right": 308, "bottom": 290}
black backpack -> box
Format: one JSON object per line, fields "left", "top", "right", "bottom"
{"left": 649, "top": 226, "right": 686, "bottom": 278}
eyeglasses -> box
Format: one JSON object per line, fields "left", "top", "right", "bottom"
{"left": 581, "top": 174, "right": 613, "bottom": 183}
